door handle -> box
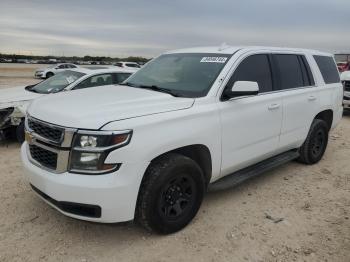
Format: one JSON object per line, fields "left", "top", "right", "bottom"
{"left": 308, "top": 96, "right": 317, "bottom": 101}
{"left": 268, "top": 103, "right": 280, "bottom": 110}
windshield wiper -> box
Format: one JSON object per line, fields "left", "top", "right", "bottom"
{"left": 140, "top": 85, "right": 181, "bottom": 97}
{"left": 119, "top": 82, "right": 138, "bottom": 87}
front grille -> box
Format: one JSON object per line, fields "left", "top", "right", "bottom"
{"left": 29, "top": 144, "right": 58, "bottom": 170}
{"left": 344, "top": 81, "right": 350, "bottom": 92}
{"left": 344, "top": 96, "right": 350, "bottom": 101}
{"left": 28, "top": 118, "right": 64, "bottom": 143}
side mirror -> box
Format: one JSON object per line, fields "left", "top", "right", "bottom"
{"left": 224, "top": 81, "right": 259, "bottom": 99}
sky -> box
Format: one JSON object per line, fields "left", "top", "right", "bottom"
{"left": 0, "top": 0, "right": 349, "bottom": 58}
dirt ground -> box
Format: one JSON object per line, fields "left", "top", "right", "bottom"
{"left": 0, "top": 64, "right": 349, "bottom": 262}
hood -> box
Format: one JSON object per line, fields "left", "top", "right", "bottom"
{"left": 0, "top": 86, "right": 43, "bottom": 109}
{"left": 28, "top": 85, "right": 195, "bottom": 129}
{"left": 341, "top": 71, "right": 350, "bottom": 81}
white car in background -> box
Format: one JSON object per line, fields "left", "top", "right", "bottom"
{"left": 114, "top": 61, "right": 141, "bottom": 69}
{"left": 0, "top": 67, "right": 137, "bottom": 142}
{"left": 34, "top": 63, "right": 79, "bottom": 79}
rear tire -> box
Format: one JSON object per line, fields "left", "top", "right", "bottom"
{"left": 298, "top": 119, "right": 329, "bottom": 165}
{"left": 46, "top": 72, "right": 54, "bottom": 78}
{"left": 16, "top": 120, "right": 25, "bottom": 143}
{"left": 136, "top": 153, "right": 205, "bottom": 234}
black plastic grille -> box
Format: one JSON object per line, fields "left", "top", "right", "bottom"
{"left": 28, "top": 118, "right": 63, "bottom": 143}
{"left": 29, "top": 144, "right": 58, "bottom": 169}
{"left": 344, "top": 81, "right": 350, "bottom": 92}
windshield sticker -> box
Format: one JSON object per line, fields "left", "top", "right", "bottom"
{"left": 200, "top": 57, "right": 227, "bottom": 63}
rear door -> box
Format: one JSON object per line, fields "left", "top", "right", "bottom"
{"left": 219, "top": 53, "right": 283, "bottom": 176}
{"left": 273, "top": 54, "right": 319, "bottom": 150}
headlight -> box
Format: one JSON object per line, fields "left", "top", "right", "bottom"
{"left": 69, "top": 130, "right": 132, "bottom": 174}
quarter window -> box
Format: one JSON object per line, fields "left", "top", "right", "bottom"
{"left": 226, "top": 54, "right": 273, "bottom": 93}
{"left": 313, "top": 55, "right": 340, "bottom": 84}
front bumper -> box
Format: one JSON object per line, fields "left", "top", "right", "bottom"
{"left": 21, "top": 142, "right": 149, "bottom": 223}
{"left": 343, "top": 92, "right": 350, "bottom": 109}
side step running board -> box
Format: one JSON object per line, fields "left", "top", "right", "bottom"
{"left": 208, "top": 150, "right": 300, "bottom": 192}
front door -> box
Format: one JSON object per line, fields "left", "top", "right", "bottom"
{"left": 219, "top": 54, "right": 283, "bottom": 176}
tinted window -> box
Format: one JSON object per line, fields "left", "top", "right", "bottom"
{"left": 313, "top": 55, "right": 340, "bottom": 84}
{"left": 115, "top": 73, "right": 131, "bottom": 83}
{"left": 274, "top": 54, "right": 304, "bottom": 90}
{"left": 299, "top": 56, "right": 315, "bottom": 86}
{"left": 74, "top": 73, "right": 113, "bottom": 90}
{"left": 226, "top": 54, "right": 273, "bottom": 93}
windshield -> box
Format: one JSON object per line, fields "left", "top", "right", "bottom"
{"left": 31, "top": 70, "right": 85, "bottom": 94}
{"left": 124, "top": 53, "right": 230, "bottom": 97}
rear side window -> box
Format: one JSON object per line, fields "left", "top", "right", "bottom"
{"left": 227, "top": 54, "right": 273, "bottom": 93}
{"left": 274, "top": 55, "right": 304, "bottom": 90}
{"left": 313, "top": 55, "right": 340, "bottom": 84}
{"left": 74, "top": 73, "right": 113, "bottom": 89}
{"left": 114, "top": 73, "right": 131, "bottom": 83}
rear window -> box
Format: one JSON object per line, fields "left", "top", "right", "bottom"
{"left": 313, "top": 55, "right": 340, "bottom": 84}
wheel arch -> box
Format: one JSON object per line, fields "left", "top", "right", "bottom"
{"left": 314, "top": 109, "right": 333, "bottom": 131}
{"left": 147, "top": 144, "right": 213, "bottom": 186}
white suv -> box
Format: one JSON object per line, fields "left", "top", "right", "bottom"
{"left": 21, "top": 46, "right": 343, "bottom": 234}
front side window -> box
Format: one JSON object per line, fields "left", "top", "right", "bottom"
{"left": 225, "top": 54, "right": 273, "bottom": 94}
{"left": 314, "top": 55, "right": 340, "bottom": 84}
{"left": 30, "top": 70, "right": 85, "bottom": 94}
{"left": 115, "top": 73, "right": 131, "bottom": 84}
{"left": 124, "top": 53, "right": 230, "bottom": 98}
{"left": 274, "top": 54, "right": 304, "bottom": 90}
{"left": 74, "top": 73, "right": 113, "bottom": 90}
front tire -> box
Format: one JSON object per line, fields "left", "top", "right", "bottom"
{"left": 46, "top": 72, "right": 54, "bottom": 78}
{"left": 298, "top": 119, "right": 329, "bottom": 165}
{"left": 136, "top": 153, "right": 205, "bottom": 234}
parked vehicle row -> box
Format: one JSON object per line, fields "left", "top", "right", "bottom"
{"left": 21, "top": 46, "right": 343, "bottom": 234}
{"left": 34, "top": 62, "right": 142, "bottom": 79}
{"left": 0, "top": 67, "right": 137, "bottom": 141}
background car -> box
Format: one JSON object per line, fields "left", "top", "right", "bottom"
{"left": 34, "top": 63, "right": 79, "bottom": 79}
{"left": 1, "top": 67, "right": 137, "bottom": 142}
{"left": 337, "top": 62, "right": 350, "bottom": 72}
{"left": 114, "top": 61, "right": 141, "bottom": 68}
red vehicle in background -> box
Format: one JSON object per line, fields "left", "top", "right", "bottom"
{"left": 337, "top": 62, "right": 350, "bottom": 72}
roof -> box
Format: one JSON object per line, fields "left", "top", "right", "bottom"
{"left": 166, "top": 45, "right": 332, "bottom": 56}
{"left": 69, "top": 66, "right": 137, "bottom": 75}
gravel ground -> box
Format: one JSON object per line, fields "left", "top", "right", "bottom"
{"left": 0, "top": 64, "right": 349, "bottom": 262}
